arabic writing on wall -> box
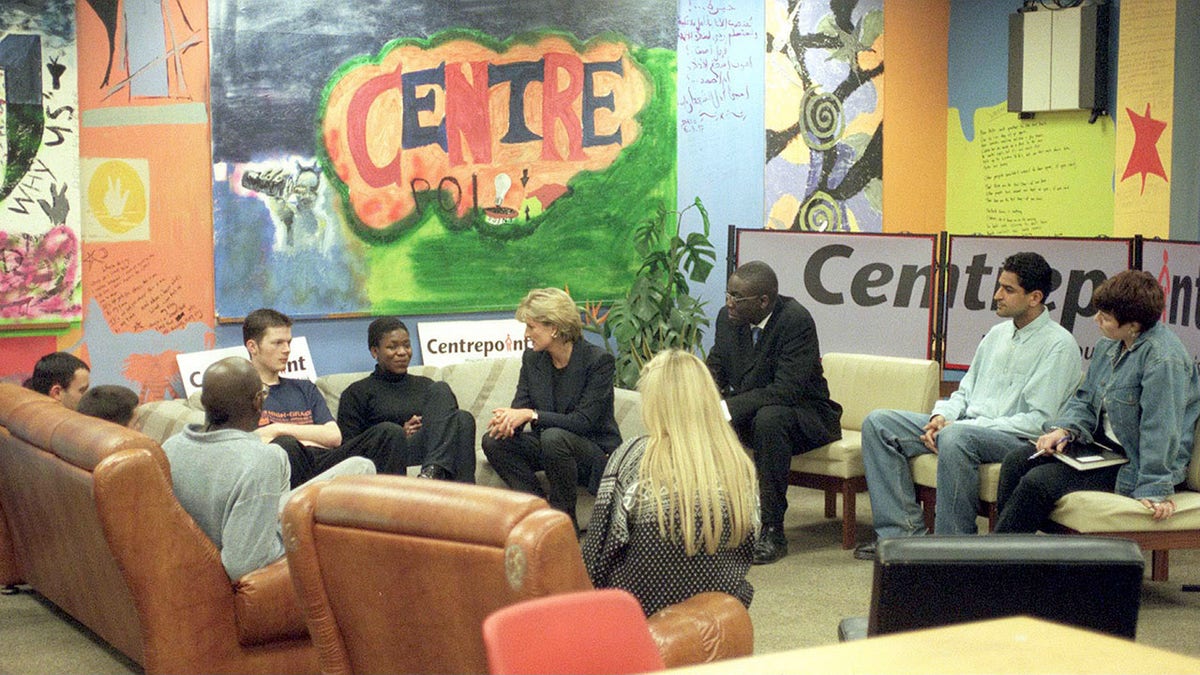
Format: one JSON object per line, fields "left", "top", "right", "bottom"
{"left": 678, "top": 1, "right": 757, "bottom": 134}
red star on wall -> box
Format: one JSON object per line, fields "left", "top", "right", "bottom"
{"left": 1120, "top": 103, "right": 1168, "bottom": 195}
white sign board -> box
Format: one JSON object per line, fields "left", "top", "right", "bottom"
{"left": 1142, "top": 239, "right": 1200, "bottom": 369}
{"left": 417, "top": 319, "right": 534, "bottom": 368}
{"left": 735, "top": 230, "right": 937, "bottom": 359}
{"left": 944, "top": 236, "right": 1133, "bottom": 369}
{"left": 176, "top": 336, "right": 318, "bottom": 398}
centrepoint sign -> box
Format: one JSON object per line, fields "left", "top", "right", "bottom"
{"left": 735, "top": 231, "right": 1133, "bottom": 367}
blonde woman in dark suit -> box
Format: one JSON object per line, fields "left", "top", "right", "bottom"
{"left": 484, "top": 288, "right": 621, "bottom": 527}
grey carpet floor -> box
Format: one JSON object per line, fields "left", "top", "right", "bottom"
{"left": 3, "top": 485, "right": 1199, "bottom": 674}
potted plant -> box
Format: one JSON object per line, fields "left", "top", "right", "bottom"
{"left": 580, "top": 197, "right": 716, "bottom": 388}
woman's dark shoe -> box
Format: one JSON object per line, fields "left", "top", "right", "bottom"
{"left": 417, "top": 464, "right": 452, "bottom": 480}
{"left": 853, "top": 541, "right": 878, "bottom": 561}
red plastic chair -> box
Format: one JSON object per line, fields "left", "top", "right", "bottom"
{"left": 482, "top": 588, "right": 667, "bottom": 674}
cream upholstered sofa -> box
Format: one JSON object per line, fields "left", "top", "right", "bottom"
{"left": 787, "top": 352, "right": 941, "bottom": 549}
{"left": 134, "top": 355, "right": 646, "bottom": 525}
{"left": 1041, "top": 418, "right": 1200, "bottom": 582}
{"left": 909, "top": 454, "right": 1003, "bottom": 532}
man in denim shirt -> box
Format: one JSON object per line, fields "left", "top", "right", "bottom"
{"left": 855, "top": 252, "right": 1081, "bottom": 559}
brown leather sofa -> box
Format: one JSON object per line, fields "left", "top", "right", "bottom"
{"left": 282, "top": 475, "right": 754, "bottom": 674}
{"left": 0, "top": 382, "right": 316, "bottom": 674}
{"left": 0, "top": 501, "right": 17, "bottom": 587}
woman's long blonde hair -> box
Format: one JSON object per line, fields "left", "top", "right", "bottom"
{"left": 636, "top": 349, "right": 758, "bottom": 555}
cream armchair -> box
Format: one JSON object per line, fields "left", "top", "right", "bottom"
{"left": 788, "top": 353, "right": 941, "bottom": 549}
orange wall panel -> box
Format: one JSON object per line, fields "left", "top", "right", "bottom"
{"left": 883, "top": 2, "right": 948, "bottom": 235}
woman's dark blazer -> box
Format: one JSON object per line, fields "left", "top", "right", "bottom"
{"left": 511, "top": 340, "right": 622, "bottom": 452}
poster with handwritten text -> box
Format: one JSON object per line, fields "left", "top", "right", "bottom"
{"left": 946, "top": 102, "right": 1113, "bottom": 237}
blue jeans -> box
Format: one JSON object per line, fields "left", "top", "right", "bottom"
{"left": 862, "top": 409, "right": 1029, "bottom": 538}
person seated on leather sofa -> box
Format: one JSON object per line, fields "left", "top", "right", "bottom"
{"left": 22, "top": 351, "right": 90, "bottom": 410}
{"left": 337, "top": 317, "right": 476, "bottom": 482}
{"left": 76, "top": 384, "right": 140, "bottom": 426}
{"left": 164, "top": 356, "right": 373, "bottom": 579}
{"left": 245, "top": 307, "right": 407, "bottom": 487}
{"left": 583, "top": 350, "right": 758, "bottom": 616}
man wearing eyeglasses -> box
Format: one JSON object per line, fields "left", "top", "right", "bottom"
{"left": 707, "top": 261, "right": 843, "bottom": 564}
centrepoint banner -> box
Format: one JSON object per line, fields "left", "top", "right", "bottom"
{"left": 735, "top": 231, "right": 937, "bottom": 359}
{"left": 176, "top": 337, "right": 318, "bottom": 398}
{"left": 1143, "top": 240, "right": 1200, "bottom": 368}
{"left": 944, "top": 236, "right": 1133, "bottom": 370}
{"left": 418, "top": 319, "right": 534, "bottom": 367}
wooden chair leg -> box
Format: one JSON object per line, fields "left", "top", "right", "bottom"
{"left": 841, "top": 485, "right": 856, "bottom": 550}
{"left": 1151, "top": 550, "right": 1169, "bottom": 582}
{"left": 824, "top": 490, "right": 837, "bottom": 519}
{"left": 920, "top": 490, "right": 935, "bottom": 533}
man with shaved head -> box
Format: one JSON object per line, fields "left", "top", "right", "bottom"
{"left": 162, "top": 356, "right": 373, "bottom": 580}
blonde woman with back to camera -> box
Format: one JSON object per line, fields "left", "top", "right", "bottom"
{"left": 582, "top": 349, "right": 759, "bottom": 616}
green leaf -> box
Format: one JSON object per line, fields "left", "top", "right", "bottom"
{"left": 687, "top": 258, "right": 714, "bottom": 283}
{"left": 596, "top": 195, "right": 716, "bottom": 387}
{"left": 858, "top": 9, "right": 884, "bottom": 52}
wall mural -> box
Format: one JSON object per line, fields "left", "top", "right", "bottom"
{"left": 64, "top": 0, "right": 214, "bottom": 400}
{"left": 945, "top": 2, "right": 1113, "bottom": 238}
{"left": 211, "top": 0, "right": 677, "bottom": 319}
{"left": 0, "top": 0, "right": 81, "bottom": 326}
{"left": 764, "top": 0, "right": 882, "bottom": 232}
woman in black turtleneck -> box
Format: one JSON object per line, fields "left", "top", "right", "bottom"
{"left": 337, "top": 317, "right": 476, "bottom": 482}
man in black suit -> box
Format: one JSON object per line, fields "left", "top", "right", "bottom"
{"left": 707, "top": 261, "right": 843, "bottom": 564}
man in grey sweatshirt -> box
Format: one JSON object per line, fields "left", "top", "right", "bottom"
{"left": 163, "top": 356, "right": 372, "bottom": 579}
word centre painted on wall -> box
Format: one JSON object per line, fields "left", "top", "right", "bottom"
{"left": 321, "top": 35, "right": 651, "bottom": 233}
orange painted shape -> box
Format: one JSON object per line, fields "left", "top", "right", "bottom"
{"left": 322, "top": 37, "right": 647, "bottom": 230}
{"left": 882, "top": 1, "right": 948, "bottom": 235}
{"left": 0, "top": 336, "right": 58, "bottom": 380}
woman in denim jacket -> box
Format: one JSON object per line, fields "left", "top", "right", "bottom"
{"left": 995, "top": 270, "right": 1200, "bottom": 531}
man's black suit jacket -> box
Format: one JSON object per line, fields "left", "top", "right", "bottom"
{"left": 512, "top": 340, "right": 622, "bottom": 452}
{"left": 706, "top": 295, "right": 842, "bottom": 446}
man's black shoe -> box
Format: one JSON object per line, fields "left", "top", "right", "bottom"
{"left": 752, "top": 526, "right": 788, "bottom": 565}
{"left": 417, "top": 464, "right": 452, "bottom": 480}
{"left": 853, "top": 541, "right": 877, "bottom": 561}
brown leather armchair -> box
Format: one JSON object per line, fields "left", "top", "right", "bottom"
{"left": 282, "top": 475, "right": 753, "bottom": 674}
{"left": 0, "top": 382, "right": 316, "bottom": 674}
{"left": 0, "top": 501, "right": 18, "bottom": 587}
